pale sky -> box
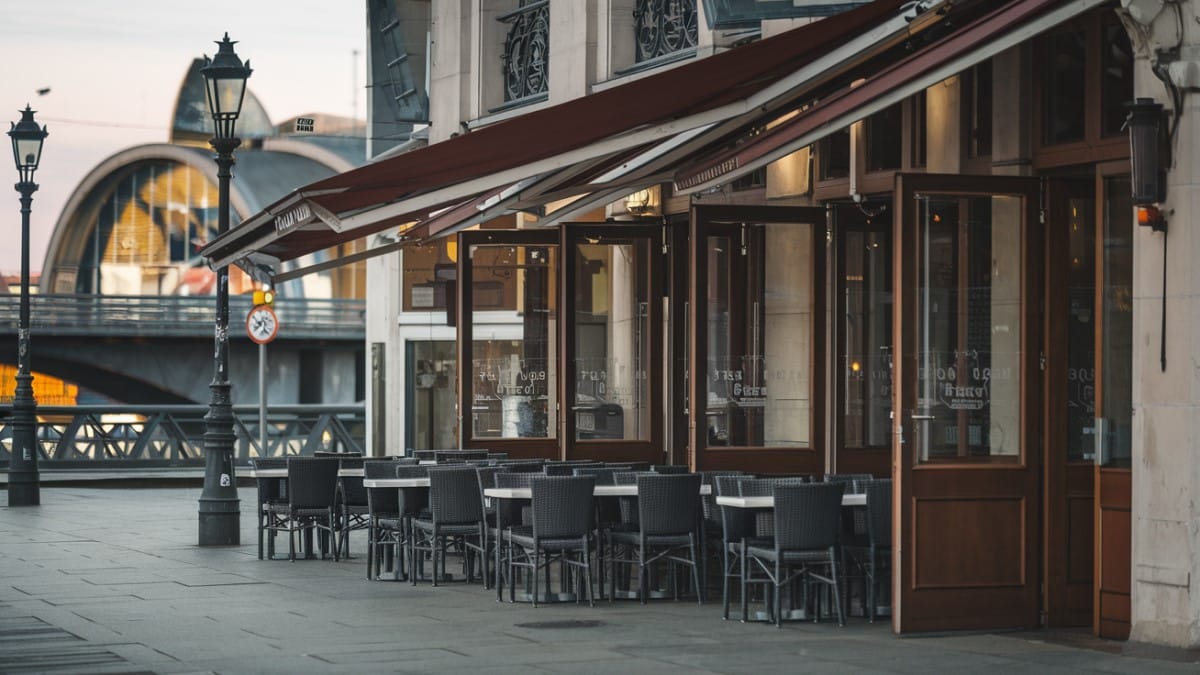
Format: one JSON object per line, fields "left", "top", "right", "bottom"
{"left": 0, "top": 0, "right": 366, "bottom": 276}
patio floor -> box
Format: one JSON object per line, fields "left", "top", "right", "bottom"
{"left": 0, "top": 485, "right": 1194, "bottom": 674}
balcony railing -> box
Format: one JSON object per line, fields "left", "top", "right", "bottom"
{"left": 0, "top": 404, "right": 365, "bottom": 468}
{"left": 634, "top": 0, "right": 698, "bottom": 64}
{"left": 500, "top": 0, "right": 550, "bottom": 105}
{"left": 0, "top": 295, "right": 365, "bottom": 340}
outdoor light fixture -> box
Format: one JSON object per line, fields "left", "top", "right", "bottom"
{"left": 198, "top": 34, "right": 251, "bottom": 546}
{"left": 625, "top": 187, "right": 657, "bottom": 216}
{"left": 7, "top": 106, "right": 48, "bottom": 507}
{"left": 1127, "top": 98, "right": 1166, "bottom": 209}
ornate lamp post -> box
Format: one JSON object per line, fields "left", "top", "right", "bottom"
{"left": 7, "top": 106, "right": 47, "bottom": 507}
{"left": 198, "top": 34, "right": 251, "bottom": 545}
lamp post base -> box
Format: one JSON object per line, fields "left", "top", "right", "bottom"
{"left": 7, "top": 470, "right": 41, "bottom": 506}
{"left": 198, "top": 497, "right": 241, "bottom": 545}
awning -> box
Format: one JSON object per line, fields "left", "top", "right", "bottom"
{"left": 673, "top": 0, "right": 1110, "bottom": 194}
{"left": 201, "top": 0, "right": 957, "bottom": 272}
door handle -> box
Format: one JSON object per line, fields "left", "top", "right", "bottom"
{"left": 911, "top": 414, "right": 935, "bottom": 421}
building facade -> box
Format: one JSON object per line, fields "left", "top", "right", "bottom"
{"left": 203, "top": 0, "right": 1200, "bottom": 649}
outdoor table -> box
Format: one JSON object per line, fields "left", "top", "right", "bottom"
{"left": 249, "top": 467, "right": 363, "bottom": 479}
{"left": 483, "top": 483, "right": 712, "bottom": 601}
{"left": 715, "top": 491, "right": 869, "bottom": 620}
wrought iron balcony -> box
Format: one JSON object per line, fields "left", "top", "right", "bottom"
{"left": 635, "top": 0, "right": 698, "bottom": 64}
{"left": 500, "top": 0, "right": 550, "bottom": 105}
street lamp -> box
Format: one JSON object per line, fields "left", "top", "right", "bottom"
{"left": 7, "top": 105, "right": 47, "bottom": 507}
{"left": 198, "top": 34, "right": 251, "bottom": 545}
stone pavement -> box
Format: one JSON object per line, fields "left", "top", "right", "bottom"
{"left": 0, "top": 485, "right": 1195, "bottom": 674}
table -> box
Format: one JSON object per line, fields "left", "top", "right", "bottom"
{"left": 249, "top": 468, "right": 362, "bottom": 479}
{"left": 715, "top": 493, "right": 865, "bottom": 508}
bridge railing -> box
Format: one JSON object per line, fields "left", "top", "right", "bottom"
{"left": 0, "top": 295, "right": 365, "bottom": 339}
{"left": 0, "top": 404, "right": 365, "bottom": 468}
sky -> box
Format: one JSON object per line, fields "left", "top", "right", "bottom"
{"left": 0, "top": 0, "right": 366, "bottom": 276}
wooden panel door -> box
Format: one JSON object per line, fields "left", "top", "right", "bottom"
{"left": 1043, "top": 178, "right": 1095, "bottom": 627}
{"left": 689, "top": 205, "right": 826, "bottom": 475}
{"left": 893, "top": 174, "right": 1042, "bottom": 632}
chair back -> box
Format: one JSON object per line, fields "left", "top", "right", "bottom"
{"left": 531, "top": 476, "right": 595, "bottom": 539}
{"left": 493, "top": 471, "right": 536, "bottom": 526}
{"left": 824, "top": 473, "right": 873, "bottom": 490}
{"left": 363, "top": 460, "right": 400, "bottom": 513}
{"left": 861, "top": 479, "right": 892, "bottom": 547}
{"left": 315, "top": 451, "right": 362, "bottom": 458}
{"left": 651, "top": 464, "right": 689, "bottom": 474}
{"left": 286, "top": 458, "right": 340, "bottom": 509}
{"left": 503, "top": 461, "right": 546, "bottom": 473}
{"left": 773, "top": 483, "right": 845, "bottom": 551}
{"left": 427, "top": 466, "right": 484, "bottom": 525}
{"left": 339, "top": 457, "right": 368, "bottom": 507}
{"left": 543, "top": 463, "right": 578, "bottom": 476}
{"left": 738, "top": 476, "right": 808, "bottom": 497}
{"left": 393, "top": 456, "right": 420, "bottom": 465}
{"left": 613, "top": 471, "right": 650, "bottom": 485}
{"left": 636, "top": 473, "right": 701, "bottom": 536}
{"left": 700, "top": 471, "right": 743, "bottom": 526}
{"left": 476, "top": 466, "right": 509, "bottom": 513}
{"left": 573, "top": 466, "right": 617, "bottom": 485}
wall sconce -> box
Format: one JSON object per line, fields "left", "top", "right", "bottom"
{"left": 1127, "top": 99, "right": 1166, "bottom": 204}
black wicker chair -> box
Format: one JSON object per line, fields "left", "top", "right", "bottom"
{"left": 507, "top": 476, "right": 598, "bottom": 607}
{"left": 608, "top": 473, "right": 703, "bottom": 604}
{"left": 492, "top": 471, "right": 538, "bottom": 599}
{"left": 844, "top": 479, "right": 891, "bottom": 621}
{"left": 713, "top": 475, "right": 771, "bottom": 620}
{"left": 410, "top": 466, "right": 487, "bottom": 586}
{"left": 336, "top": 457, "right": 368, "bottom": 559}
{"left": 266, "top": 457, "right": 340, "bottom": 562}
{"left": 364, "top": 460, "right": 403, "bottom": 580}
{"left": 743, "top": 482, "right": 846, "bottom": 626}
{"left": 824, "top": 474, "right": 873, "bottom": 491}
{"left": 250, "top": 457, "right": 288, "bottom": 560}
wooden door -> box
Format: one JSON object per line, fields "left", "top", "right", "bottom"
{"left": 689, "top": 205, "right": 826, "bottom": 475}
{"left": 1093, "top": 170, "right": 1133, "bottom": 640}
{"left": 458, "top": 230, "right": 560, "bottom": 460}
{"left": 1043, "top": 178, "right": 1096, "bottom": 626}
{"left": 893, "top": 174, "right": 1042, "bottom": 632}
{"left": 561, "top": 224, "right": 663, "bottom": 464}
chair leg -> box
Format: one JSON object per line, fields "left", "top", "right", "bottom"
{"left": 690, "top": 534, "right": 703, "bottom": 605}
{"left": 740, "top": 548, "right": 750, "bottom": 622}
{"left": 722, "top": 548, "right": 731, "bottom": 620}
{"left": 637, "top": 542, "right": 647, "bottom": 605}
{"left": 830, "top": 551, "right": 845, "bottom": 627}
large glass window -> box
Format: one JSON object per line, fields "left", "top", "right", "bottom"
{"left": 1065, "top": 195, "right": 1096, "bottom": 462}
{"left": 469, "top": 244, "right": 557, "bottom": 439}
{"left": 704, "top": 223, "right": 812, "bottom": 448}
{"left": 407, "top": 340, "right": 458, "bottom": 450}
{"left": 1099, "top": 177, "right": 1132, "bottom": 467}
{"left": 866, "top": 103, "right": 903, "bottom": 173}
{"left": 914, "top": 195, "right": 1023, "bottom": 462}
{"left": 842, "top": 228, "right": 892, "bottom": 449}
{"left": 1042, "top": 27, "right": 1086, "bottom": 146}
{"left": 572, "top": 240, "right": 651, "bottom": 441}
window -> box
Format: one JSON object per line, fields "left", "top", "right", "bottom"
{"left": 964, "top": 61, "right": 993, "bottom": 159}
{"left": 819, "top": 129, "right": 851, "bottom": 181}
{"left": 499, "top": 1, "right": 549, "bottom": 107}
{"left": 865, "top": 103, "right": 903, "bottom": 173}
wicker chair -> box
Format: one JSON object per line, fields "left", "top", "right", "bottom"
{"left": 507, "top": 476, "right": 598, "bottom": 607}
{"left": 715, "top": 475, "right": 771, "bottom": 620}
{"left": 336, "top": 457, "right": 368, "bottom": 559}
{"left": 823, "top": 474, "right": 873, "bottom": 491}
{"left": 266, "top": 457, "right": 341, "bottom": 562}
{"left": 364, "top": 460, "right": 402, "bottom": 580}
{"left": 475, "top": 465, "right": 510, "bottom": 589}
{"left": 743, "top": 482, "right": 847, "bottom": 626}
{"left": 608, "top": 473, "right": 703, "bottom": 604}
{"left": 739, "top": 477, "right": 810, "bottom": 540}
{"left": 844, "top": 479, "right": 891, "bottom": 621}
{"left": 250, "top": 457, "right": 288, "bottom": 560}
{"left": 492, "top": 471, "right": 537, "bottom": 599}
{"left": 410, "top": 466, "right": 487, "bottom": 586}
{"left": 650, "top": 464, "right": 689, "bottom": 474}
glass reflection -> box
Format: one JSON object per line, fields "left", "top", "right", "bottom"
{"left": 1099, "top": 177, "right": 1132, "bottom": 467}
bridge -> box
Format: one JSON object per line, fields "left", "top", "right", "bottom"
{"left": 0, "top": 295, "right": 365, "bottom": 403}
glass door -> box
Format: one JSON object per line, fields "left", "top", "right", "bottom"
{"left": 893, "top": 174, "right": 1042, "bottom": 632}
{"left": 562, "top": 225, "right": 662, "bottom": 463}
{"left": 458, "top": 230, "right": 559, "bottom": 460}
{"left": 690, "top": 205, "right": 826, "bottom": 474}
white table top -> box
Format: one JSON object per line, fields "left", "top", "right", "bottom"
{"left": 485, "top": 484, "right": 711, "bottom": 499}
{"left": 363, "top": 477, "right": 431, "bottom": 488}
{"left": 250, "top": 468, "right": 363, "bottom": 479}
{"left": 716, "top": 493, "right": 866, "bottom": 508}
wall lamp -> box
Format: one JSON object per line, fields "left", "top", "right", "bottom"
{"left": 1126, "top": 97, "right": 1167, "bottom": 231}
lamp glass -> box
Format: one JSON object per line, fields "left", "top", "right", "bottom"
{"left": 12, "top": 136, "right": 41, "bottom": 172}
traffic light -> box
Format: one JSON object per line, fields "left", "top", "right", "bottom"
{"left": 252, "top": 287, "right": 275, "bottom": 306}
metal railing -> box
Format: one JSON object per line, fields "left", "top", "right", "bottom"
{"left": 0, "top": 404, "right": 365, "bottom": 468}
{"left": 0, "top": 295, "right": 365, "bottom": 340}
{"left": 500, "top": 0, "right": 550, "bottom": 103}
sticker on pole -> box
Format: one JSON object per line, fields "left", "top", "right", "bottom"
{"left": 246, "top": 304, "right": 279, "bottom": 344}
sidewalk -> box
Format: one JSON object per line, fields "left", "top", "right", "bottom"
{"left": 0, "top": 485, "right": 1194, "bottom": 674}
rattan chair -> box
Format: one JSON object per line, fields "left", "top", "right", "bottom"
{"left": 266, "top": 457, "right": 341, "bottom": 562}
{"left": 410, "top": 466, "right": 487, "bottom": 586}
{"left": 608, "top": 473, "right": 703, "bottom": 604}
{"left": 507, "top": 476, "right": 598, "bottom": 607}
{"left": 743, "top": 482, "right": 846, "bottom": 626}
{"left": 844, "top": 479, "right": 891, "bottom": 621}
{"left": 336, "top": 457, "right": 368, "bottom": 559}
{"left": 492, "top": 471, "right": 537, "bottom": 599}
{"left": 250, "top": 457, "right": 288, "bottom": 560}
{"left": 364, "top": 460, "right": 402, "bottom": 580}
